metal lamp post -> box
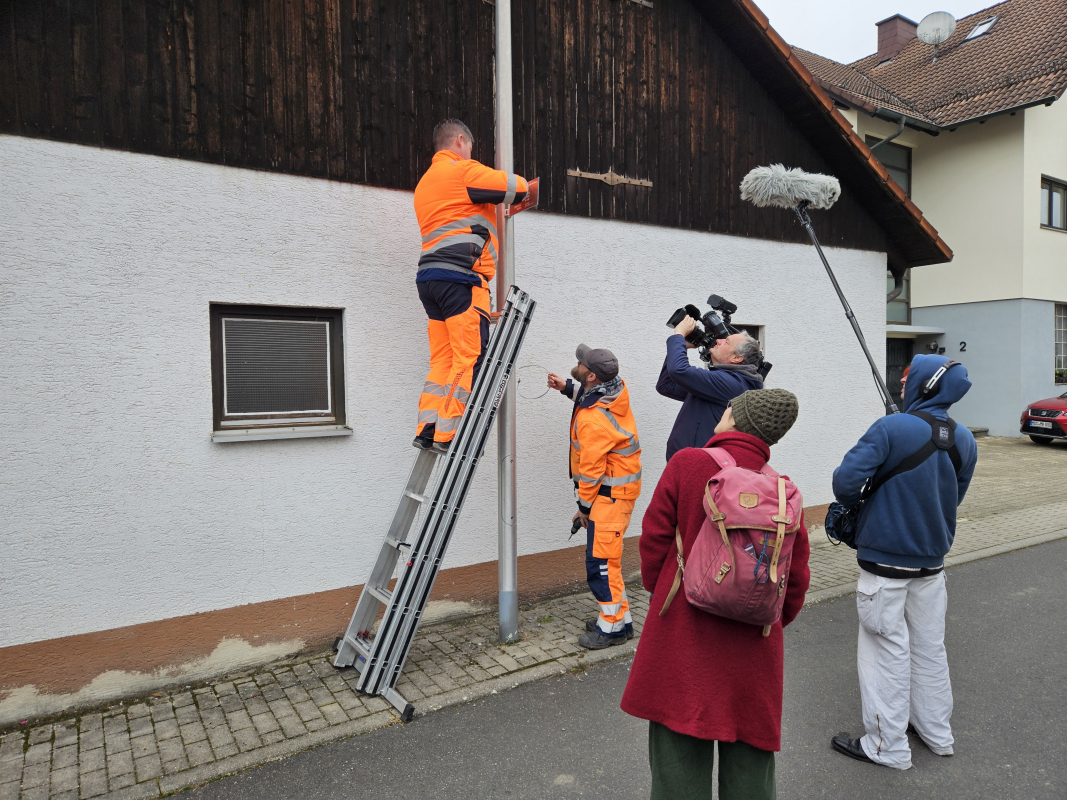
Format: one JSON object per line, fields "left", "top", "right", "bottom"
{"left": 494, "top": 0, "right": 519, "bottom": 643}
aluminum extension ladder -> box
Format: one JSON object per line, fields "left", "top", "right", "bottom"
{"left": 332, "top": 285, "right": 536, "bottom": 720}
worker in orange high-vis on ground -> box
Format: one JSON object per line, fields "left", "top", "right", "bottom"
{"left": 548, "top": 345, "right": 642, "bottom": 650}
{"left": 412, "top": 119, "right": 529, "bottom": 452}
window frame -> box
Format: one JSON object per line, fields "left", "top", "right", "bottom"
{"left": 1056, "top": 304, "right": 1067, "bottom": 385}
{"left": 209, "top": 303, "right": 348, "bottom": 440}
{"left": 964, "top": 17, "right": 998, "bottom": 40}
{"left": 865, "top": 136, "right": 912, "bottom": 197}
{"left": 1041, "top": 176, "right": 1067, "bottom": 232}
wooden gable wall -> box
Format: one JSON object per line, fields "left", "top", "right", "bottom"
{"left": 0, "top": 0, "right": 886, "bottom": 253}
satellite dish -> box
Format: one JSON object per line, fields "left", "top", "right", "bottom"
{"left": 917, "top": 11, "right": 957, "bottom": 48}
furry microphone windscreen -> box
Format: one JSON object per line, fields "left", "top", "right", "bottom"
{"left": 739, "top": 164, "right": 841, "bottom": 210}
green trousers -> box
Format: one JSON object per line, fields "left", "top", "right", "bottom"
{"left": 648, "top": 721, "right": 776, "bottom": 800}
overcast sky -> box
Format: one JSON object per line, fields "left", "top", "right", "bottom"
{"left": 755, "top": 0, "right": 1001, "bottom": 64}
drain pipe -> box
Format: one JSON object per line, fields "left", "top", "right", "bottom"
{"left": 888, "top": 269, "right": 905, "bottom": 302}
{"left": 870, "top": 117, "right": 906, "bottom": 152}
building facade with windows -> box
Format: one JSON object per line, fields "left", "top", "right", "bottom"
{"left": 799, "top": 0, "right": 1067, "bottom": 435}
{"left": 0, "top": 0, "right": 949, "bottom": 724}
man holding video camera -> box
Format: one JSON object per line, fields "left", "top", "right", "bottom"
{"left": 657, "top": 315, "right": 764, "bottom": 462}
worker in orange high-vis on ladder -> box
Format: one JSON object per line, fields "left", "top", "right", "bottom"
{"left": 412, "top": 119, "right": 529, "bottom": 452}
{"left": 548, "top": 345, "right": 643, "bottom": 650}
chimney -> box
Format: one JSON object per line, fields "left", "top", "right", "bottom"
{"left": 876, "top": 14, "right": 918, "bottom": 62}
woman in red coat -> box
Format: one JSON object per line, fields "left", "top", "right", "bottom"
{"left": 621, "top": 388, "right": 810, "bottom": 800}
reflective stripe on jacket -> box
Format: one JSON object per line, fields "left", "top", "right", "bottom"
{"left": 414, "top": 150, "right": 528, "bottom": 286}
{"left": 569, "top": 379, "right": 642, "bottom": 512}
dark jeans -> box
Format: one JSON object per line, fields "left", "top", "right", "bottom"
{"left": 649, "top": 721, "right": 775, "bottom": 800}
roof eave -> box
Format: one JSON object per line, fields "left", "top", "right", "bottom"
{"left": 810, "top": 79, "right": 940, "bottom": 135}
{"left": 942, "top": 93, "right": 1064, "bottom": 130}
{"left": 872, "top": 108, "right": 941, "bottom": 135}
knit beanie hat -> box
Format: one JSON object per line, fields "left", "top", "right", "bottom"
{"left": 730, "top": 388, "right": 799, "bottom": 446}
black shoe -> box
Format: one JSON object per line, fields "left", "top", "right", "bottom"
{"left": 831, "top": 735, "right": 875, "bottom": 764}
{"left": 585, "top": 618, "right": 634, "bottom": 640}
{"left": 577, "top": 630, "right": 627, "bottom": 650}
{"left": 431, "top": 440, "right": 451, "bottom": 454}
{"left": 413, "top": 424, "right": 436, "bottom": 450}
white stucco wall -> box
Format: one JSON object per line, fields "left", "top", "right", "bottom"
{"left": 855, "top": 100, "right": 1067, "bottom": 311}
{"left": 908, "top": 112, "right": 1026, "bottom": 308}
{"left": 0, "top": 136, "right": 886, "bottom": 647}
{"left": 1023, "top": 99, "right": 1067, "bottom": 302}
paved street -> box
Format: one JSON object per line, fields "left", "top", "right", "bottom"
{"left": 184, "top": 539, "right": 1067, "bottom": 800}
{"left": 1, "top": 435, "right": 1064, "bottom": 799}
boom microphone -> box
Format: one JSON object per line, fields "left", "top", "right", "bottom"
{"left": 740, "top": 164, "right": 898, "bottom": 415}
{"left": 739, "top": 164, "right": 841, "bottom": 210}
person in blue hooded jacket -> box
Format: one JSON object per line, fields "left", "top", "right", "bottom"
{"left": 829, "top": 354, "right": 978, "bottom": 771}
{"left": 657, "top": 315, "right": 764, "bottom": 462}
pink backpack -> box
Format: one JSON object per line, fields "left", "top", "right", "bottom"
{"left": 659, "top": 448, "right": 804, "bottom": 636}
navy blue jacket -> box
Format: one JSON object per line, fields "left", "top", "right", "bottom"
{"left": 657, "top": 334, "right": 763, "bottom": 462}
{"left": 832, "top": 354, "right": 978, "bottom": 569}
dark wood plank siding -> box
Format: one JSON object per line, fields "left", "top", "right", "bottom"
{"left": 0, "top": 0, "right": 884, "bottom": 252}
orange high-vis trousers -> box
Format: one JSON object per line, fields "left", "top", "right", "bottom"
{"left": 586, "top": 495, "right": 635, "bottom": 637}
{"left": 417, "top": 281, "right": 490, "bottom": 443}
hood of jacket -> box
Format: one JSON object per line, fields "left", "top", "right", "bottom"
{"left": 579, "top": 378, "right": 629, "bottom": 412}
{"left": 709, "top": 362, "right": 764, "bottom": 384}
{"left": 902, "top": 354, "right": 972, "bottom": 417}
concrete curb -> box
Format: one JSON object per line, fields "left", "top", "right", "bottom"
{"left": 92, "top": 529, "right": 1067, "bottom": 798}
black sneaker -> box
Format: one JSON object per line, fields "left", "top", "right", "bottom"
{"left": 413, "top": 424, "right": 436, "bottom": 450}
{"left": 577, "top": 630, "right": 628, "bottom": 650}
{"left": 585, "top": 618, "right": 634, "bottom": 640}
{"left": 431, "top": 440, "right": 451, "bottom": 454}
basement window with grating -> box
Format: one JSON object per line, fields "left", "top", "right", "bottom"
{"left": 209, "top": 304, "right": 350, "bottom": 442}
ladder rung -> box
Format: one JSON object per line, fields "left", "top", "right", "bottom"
{"left": 342, "top": 636, "right": 370, "bottom": 660}
{"left": 403, "top": 490, "right": 429, "bottom": 504}
{"left": 368, "top": 586, "right": 392, "bottom": 605}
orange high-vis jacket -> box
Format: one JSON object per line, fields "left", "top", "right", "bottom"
{"left": 569, "top": 380, "right": 643, "bottom": 512}
{"left": 414, "top": 150, "right": 528, "bottom": 287}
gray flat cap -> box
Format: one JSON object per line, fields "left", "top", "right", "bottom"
{"left": 575, "top": 343, "right": 619, "bottom": 382}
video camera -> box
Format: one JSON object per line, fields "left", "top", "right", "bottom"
{"left": 666, "top": 294, "right": 773, "bottom": 379}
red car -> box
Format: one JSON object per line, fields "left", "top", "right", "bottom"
{"left": 1020, "top": 392, "right": 1067, "bottom": 443}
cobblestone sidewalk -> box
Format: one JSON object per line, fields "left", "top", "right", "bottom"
{"left": 2, "top": 437, "right": 1065, "bottom": 799}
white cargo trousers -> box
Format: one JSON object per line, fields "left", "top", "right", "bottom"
{"left": 855, "top": 568, "right": 954, "bottom": 769}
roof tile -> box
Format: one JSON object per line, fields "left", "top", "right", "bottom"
{"left": 886, "top": 176, "right": 907, "bottom": 202}
{"left": 741, "top": 0, "right": 770, "bottom": 31}
{"left": 849, "top": 131, "right": 873, "bottom": 158}
{"left": 828, "top": 106, "right": 853, "bottom": 134}
{"left": 795, "top": 0, "right": 1067, "bottom": 128}
{"left": 920, "top": 217, "right": 939, "bottom": 240}
{"left": 765, "top": 25, "right": 791, "bottom": 60}
{"left": 867, "top": 156, "right": 890, "bottom": 182}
